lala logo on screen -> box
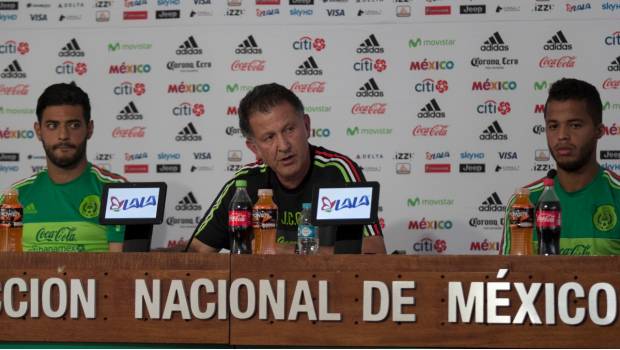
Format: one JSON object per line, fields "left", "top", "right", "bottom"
{"left": 321, "top": 195, "right": 370, "bottom": 213}
{"left": 109, "top": 195, "right": 157, "bottom": 212}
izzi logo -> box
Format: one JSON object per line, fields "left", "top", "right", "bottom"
{"left": 544, "top": 30, "right": 573, "bottom": 50}
{"left": 418, "top": 99, "right": 445, "bottom": 118}
{"left": 0, "top": 40, "right": 29, "bottom": 55}
{"left": 113, "top": 82, "right": 146, "bottom": 96}
{"left": 357, "top": 34, "right": 384, "bottom": 54}
{"left": 480, "top": 32, "right": 509, "bottom": 51}
{"left": 356, "top": 78, "right": 383, "bottom": 97}
{"left": 58, "top": 38, "right": 85, "bottom": 57}
{"left": 236, "top": 35, "right": 262, "bottom": 54}
{"left": 479, "top": 192, "right": 506, "bottom": 212}
{"left": 176, "top": 192, "right": 202, "bottom": 211}
{"left": 480, "top": 121, "right": 508, "bottom": 140}
{"left": 476, "top": 100, "right": 511, "bottom": 116}
{"left": 295, "top": 56, "right": 323, "bottom": 75}
{"left": 1, "top": 60, "right": 26, "bottom": 79}
{"left": 608, "top": 56, "right": 620, "bottom": 72}
{"left": 176, "top": 122, "right": 202, "bottom": 141}
{"left": 176, "top": 36, "right": 203, "bottom": 55}
{"left": 292, "top": 36, "right": 326, "bottom": 52}
{"left": 533, "top": 0, "right": 554, "bottom": 12}
{"left": 117, "top": 101, "right": 143, "bottom": 120}
{"left": 172, "top": 102, "right": 205, "bottom": 117}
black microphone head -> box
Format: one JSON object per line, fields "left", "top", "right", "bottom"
{"left": 547, "top": 169, "right": 557, "bottom": 179}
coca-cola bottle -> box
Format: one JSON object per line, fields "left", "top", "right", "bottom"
{"left": 535, "top": 178, "right": 561, "bottom": 255}
{"left": 228, "top": 180, "right": 253, "bottom": 254}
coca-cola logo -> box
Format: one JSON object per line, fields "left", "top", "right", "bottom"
{"left": 351, "top": 103, "right": 387, "bottom": 115}
{"left": 412, "top": 124, "right": 448, "bottom": 136}
{"left": 536, "top": 210, "right": 561, "bottom": 227}
{"left": 112, "top": 126, "right": 146, "bottom": 138}
{"left": 0, "top": 84, "right": 29, "bottom": 95}
{"left": 230, "top": 59, "right": 266, "bottom": 71}
{"left": 539, "top": 56, "right": 576, "bottom": 68}
{"left": 290, "top": 81, "right": 326, "bottom": 93}
{"left": 602, "top": 78, "right": 620, "bottom": 89}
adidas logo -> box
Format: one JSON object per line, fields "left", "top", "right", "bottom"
{"left": 1, "top": 59, "right": 26, "bottom": 79}
{"left": 24, "top": 202, "right": 37, "bottom": 215}
{"left": 480, "top": 120, "right": 508, "bottom": 140}
{"left": 480, "top": 31, "right": 509, "bottom": 51}
{"left": 235, "top": 35, "right": 262, "bottom": 54}
{"left": 356, "top": 78, "right": 384, "bottom": 97}
{"left": 175, "top": 192, "right": 202, "bottom": 211}
{"left": 357, "top": 34, "right": 384, "bottom": 54}
{"left": 544, "top": 30, "right": 573, "bottom": 50}
{"left": 418, "top": 98, "right": 445, "bottom": 118}
{"left": 608, "top": 56, "right": 620, "bottom": 72}
{"left": 58, "top": 38, "right": 85, "bottom": 57}
{"left": 478, "top": 192, "right": 506, "bottom": 212}
{"left": 117, "top": 101, "right": 143, "bottom": 120}
{"left": 176, "top": 122, "right": 202, "bottom": 141}
{"left": 295, "top": 56, "right": 323, "bottom": 76}
{"left": 176, "top": 36, "right": 203, "bottom": 55}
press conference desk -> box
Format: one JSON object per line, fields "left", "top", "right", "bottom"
{"left": 0, "top": 253, "right": 619, "bottom": 348}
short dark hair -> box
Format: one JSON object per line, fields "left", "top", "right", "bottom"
{"left": 36, "top": 83, "right": 91, "bottom": 123}
{"left": 544, "top": 78, "right": 602, "bottom": 125}
{"left": 238, "top": 83, "right": 304, "bottom": 137}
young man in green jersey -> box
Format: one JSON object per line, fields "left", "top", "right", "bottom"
{"left": 501, "top": 78, "right": 620, "bottom": 256}
{"left": 4, "top": 83, "right": 126, "bottom": 252}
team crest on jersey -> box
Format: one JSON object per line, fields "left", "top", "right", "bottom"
{"left": 593, "top": 205, "right": 617, "bottom": 232}
{"left": 79, "top": 195, "right": 100, "bottom": 219}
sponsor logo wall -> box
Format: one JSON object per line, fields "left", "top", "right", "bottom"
{"left": 0, "top": 1, "right": 618, "bottom": 254}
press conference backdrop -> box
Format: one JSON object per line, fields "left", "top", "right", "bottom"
{"left": 0, "top": 1, "right": 618, "bottom": 254}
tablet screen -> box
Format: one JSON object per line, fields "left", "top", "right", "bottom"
{"left": 311, "top": 181, "right": 379, "bottom": 225}
{"left": 99, "top": 182, "right": 167, "bottom": 225}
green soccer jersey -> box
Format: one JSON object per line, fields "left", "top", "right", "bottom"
{"left": 5, "top": 163, "right": 126, "bottom": 252}
{"left": 501, "top": 167, "right": 620, "bottom": 256}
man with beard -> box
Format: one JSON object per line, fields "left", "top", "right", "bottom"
{"left": 4, "top": 83, "right": 126, "bottom": 252}
{"left": 500, "top": 78, "right": 620, "bottom": 256}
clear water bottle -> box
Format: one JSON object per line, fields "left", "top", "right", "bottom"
{"left": 297, "top": 202, "right": 319, "bottom": 255}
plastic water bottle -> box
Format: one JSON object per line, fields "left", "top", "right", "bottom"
{"left": 297, "top": 203, "right": 319, "bottom": 255}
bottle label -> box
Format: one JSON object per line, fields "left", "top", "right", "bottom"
{"left": 252, "top": 208, "right": 277, "bottom": 229}
{"left": 229, "top": 210, "right": 251, "bottom": 228}
{"left": 298, "top": 224, "right": 316, "bottom": 239}
{"left": 510, "top": 207, "right": 534, "bottom": 228}
{"left": 536, "top": 210, "right": 561, "bottom": 228}
{"left": 0, "top": 207, "right": 23, "bottom": 227}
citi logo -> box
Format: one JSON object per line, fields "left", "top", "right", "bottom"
{"left": 326, "top": 8, "right": 344, "bottom": 16}
{"left": 412, "top": 238, "right": 448, "bottom": 253}
{"left": 476, "top": 100, "right": 511, "bottom": 115}
{"left": 479, "top": 192, "right": 506, "bottom": 212}
{"left": 292, "top": 36, "right": 326, "bottom": 51}
{"left": 608, "top": 56, "right": 620, "bottom": 72}
{"left": 357, "top": 78, "right": 384, "bottom": 97}
{"left": 113, "top": 82, "right": 146, "bottom": 96}
{"left": 173, "top": 102, "right": 205, "bottom": 117}
{"left": 480, "top": 121, "right": 508, "bottom": 140}
{"left": 176, "top": 192, "right": 202, "bottom": 211}
{"left": 605, "top": 31, "right": 620, "bottom": 46}
{"left": 1, "top": 60, "right": 26, "bottom": 79}
{"left": 414, "top": 79, "right": 448, "bottom": 93}
{"left": 236, "top": 35, "right": 262, "bottom": 54}
{"left": 533, "top": 124, "right": 546, "bottom": 134}
{"left": 480, "top": 32, "right": 509, "bottom": 51}
{"left": 117, "top": 101, "right": 143, "bottom": 120}
{"left": 357, "top": 34, "right": 384, "bottom": 54}
{"left": 0, "top": 40, "right": 29, "bottom": 55}
{"left": 353, "top": 58, "right": 387, "bottom": 72}
{"left": 418, "top": 99, "right": 445, "bottom": 118}
{"left": 176, "top": 122, "right": 202, "bottom": 142}
{"left": 295, "top": 56, "right": 323, "bottom": 75}
{"left": 544, "top": 30, "right": 573, "bottom": 50}
{"left": 176, "top": 36, "right": 203, "bottom": 55}
{"left": 58, "top": 38, "right": 85, "bottom": 57}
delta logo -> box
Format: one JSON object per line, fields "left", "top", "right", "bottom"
{"left": 608, "top": 56, "right": 620, "bottom": 72}
{"left": 476, "top": 100, "right": 511, "bottom": 116}
{"left": 58, "top": 38, "right": 85, "bottom": 57}
{"left": 413, "top": 79, "right": 448, "bottom": 93}
{"left": 175, "top": 122, "right": 202, "bottom": 141}
{"left": 351, "top": 103, "right": 387, "bottom": 115}
{"left": 357, "top": 34, "right": 384, "bottom": 54}
{"left": 55, "top": 61, "right": 87, "bottom": 76}
{"left": 295, "top": 56, "right": 323, "bottom": 75}
{"left": 353, "top": 57, "right": 387, "bottom": 73}
{"left": 480, "top": 121, "right": 508, "bottom": 140}
{"left": 412, "top": 238, "right": 448, "bottom": 254}
{"left": 418, "top": 99, "right": 445, "bottom": 118}
{"left": 290, "top": 81, "right": 326, "bottom": 94}
{"left": 605, "top": 31, "right": 620, "bottom": 46}
{"left": 113, "top": 82, "right": 146, "bottom": 96}
{"left": 0, "top": 40, "right": 29, "bottom": 55}
{"left": 117, "top": 101, "right": 143, "bottom": 120}
{"left": 356, "top": 78, "right": 383, "bottom": 97}
{"left": 176, "top": 192, "right": 202, "bottom": 211}
{"left": 1, "top": 60, "right": 26, "bottom": 79}
{"left": 231, "top": 59, "right": 266, "bottom": 71}
{"left": 236, "top": 35, "right": 262, "bottom": 54}
{"left": 480, "top": 32, "right": 509, "bottom": 51}
{"left": 172, "top": 102, "right": 205, "bottom": 117}
{"left": 412, "top": 124, "right": 448, "bottom": 137}
{"left": 292, "top": 36, "right": 326, "bottom": 52}
{"left": 478, "top": 192, "right": 506, "bottom": 212}
{"left": 176, "top": 36, "right": 203, "bottom": 55}
{"left": 544, "top": 30, "right": 573, "bottom": 50}
{"left": 539, "top": 55, "right": 576, "bottom": 68}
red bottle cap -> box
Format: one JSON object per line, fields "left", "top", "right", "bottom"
{"left": 543, "top": 178, "right": 554, "bottom": 186}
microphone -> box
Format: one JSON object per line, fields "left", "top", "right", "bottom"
{"left": 546, "top": 169, "right": 557, "bottom": 179}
